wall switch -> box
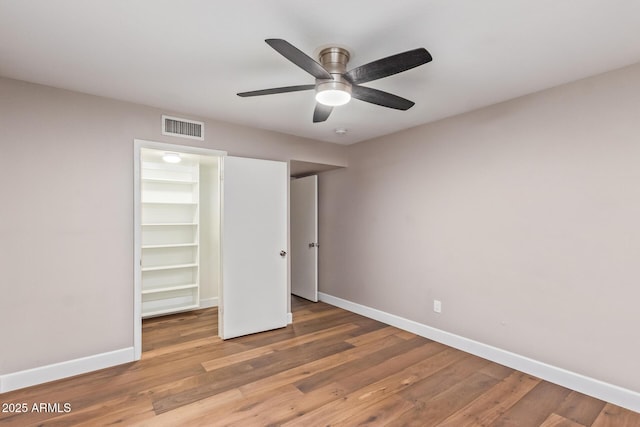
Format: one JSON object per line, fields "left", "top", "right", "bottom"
{"left": 433, "top": 300, "right": 442, "bottom": 313}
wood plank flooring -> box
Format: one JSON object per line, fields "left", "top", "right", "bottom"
{"left": 1, "top": 297, "right": 638, "bottom": 426}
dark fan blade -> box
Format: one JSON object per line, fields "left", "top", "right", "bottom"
{"left": 313, "top": 103, "right": 333, "bottom": 123}
{"left": 265, "top": 39, "right": 332, "bottom": 80}
{"left": 345, "top": 48, "right": 432, "bottom": 84}
{"left": 237, "top": 84, "right": 315, "bottom": 97}
{"left": 351, "top": 85, "right": 415, "bottom": 110}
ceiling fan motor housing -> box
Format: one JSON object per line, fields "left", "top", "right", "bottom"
{"left": 318, "top": 47, "right": 350, "bottom": 73}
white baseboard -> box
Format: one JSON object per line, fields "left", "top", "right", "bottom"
{"left": 318, "top": 292, "right": 640, "bottom": 414}
{"left": 287, "top": 312, "right": 293, "bottom": 324}
{"left": 0, "top": 347, "right": 135, "bottom": 393}
{"left": 200, "top": 297, "right": 219, "bottom": 309}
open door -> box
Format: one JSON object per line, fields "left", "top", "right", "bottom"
{"left": 291, "top": 175, "right": 318, "bottom": 302}
{"left": 219, "top": 156, "right": 288, "bottom": 339}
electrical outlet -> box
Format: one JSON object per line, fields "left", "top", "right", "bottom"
{"left": 433, "top": 300, "right": 442, "bottom": 313}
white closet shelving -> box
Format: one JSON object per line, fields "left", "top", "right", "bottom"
{"left": 140, "top": 156, "right": 200, "bottom": 317}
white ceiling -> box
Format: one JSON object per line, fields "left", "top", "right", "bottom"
{"left": 1, "top": 1, "right": 639, "bottom": 145}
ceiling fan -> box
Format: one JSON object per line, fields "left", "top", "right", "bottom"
{"left": 237, "top": 39, "right": 433, "bottom": 123}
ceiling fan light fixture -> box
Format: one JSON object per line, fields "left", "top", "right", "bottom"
{"left": 315, "top": 80, "right": 352, "bottom": 107}
{"left": 316, "top": 89, "right": 351, "bottom": 106}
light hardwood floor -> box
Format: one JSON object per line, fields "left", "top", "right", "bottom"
{"left": 1, "top": 297, "right": 638, "bottom": 426}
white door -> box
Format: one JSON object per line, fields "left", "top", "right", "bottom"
{"left": 290, "top": 175, "right": 318, "bottom": 302}
{"left": 219, "top": 156, "right": 288, "bottom": 339}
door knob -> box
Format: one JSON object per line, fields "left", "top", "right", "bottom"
{"left": 280, "top": 250, "right": 287, "bottom": 257}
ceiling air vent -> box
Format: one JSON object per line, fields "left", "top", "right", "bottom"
{"left": 162, "top": 115, "right": 204, "bottom": 140}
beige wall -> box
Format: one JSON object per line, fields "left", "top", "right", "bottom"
{"left": 0, "top": 77, "right": 347, "bottom": 374}
{"left": 319, "top": 62, "right": 640, "bottom": 393}
{"left": 2, "top": 60, "right": 639, "bottom": 396}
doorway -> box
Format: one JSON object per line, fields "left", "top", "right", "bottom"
{"left": 288, "top": 160, "right": 345, "bottom": 305}
{"left": 134, "top": 140, "right": 224, "bottom": 359}
{"left": 134, "top": 140, "right": 291, "bottom": 359}
{"left": 291, "top": 175, "right": 318, "bottom": 302}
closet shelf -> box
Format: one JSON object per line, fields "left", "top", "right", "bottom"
{"left": 142, "top": 263, "right": 198, "bottom": 272}
{"left": 142, "top": 283, "right": 198, "bottom": 294}
{"left": 142, "top": 222, "right": 198, "bottom": 226}
{"left": 141, "top": 177, "right": 197, "bottom": 184}
{"left": 142, "top": 243, "right": 198, "bottom": 249}
{"left": 142, "top": 201, "right": 198, "bottom": 205}
{"left": 142, "top": 304, "right": 200, "bottom": 318}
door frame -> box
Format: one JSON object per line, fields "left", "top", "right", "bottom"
{"left": 133, "top": 139, "right": 226, "bottom": 360}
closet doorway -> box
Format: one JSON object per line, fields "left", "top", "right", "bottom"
{"left": 133, "top": 140, "right": 288, "bottom": 359}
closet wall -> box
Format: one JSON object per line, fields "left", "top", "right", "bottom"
{"left": 198, "top": 157, "right": 221, "bottom": 309}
